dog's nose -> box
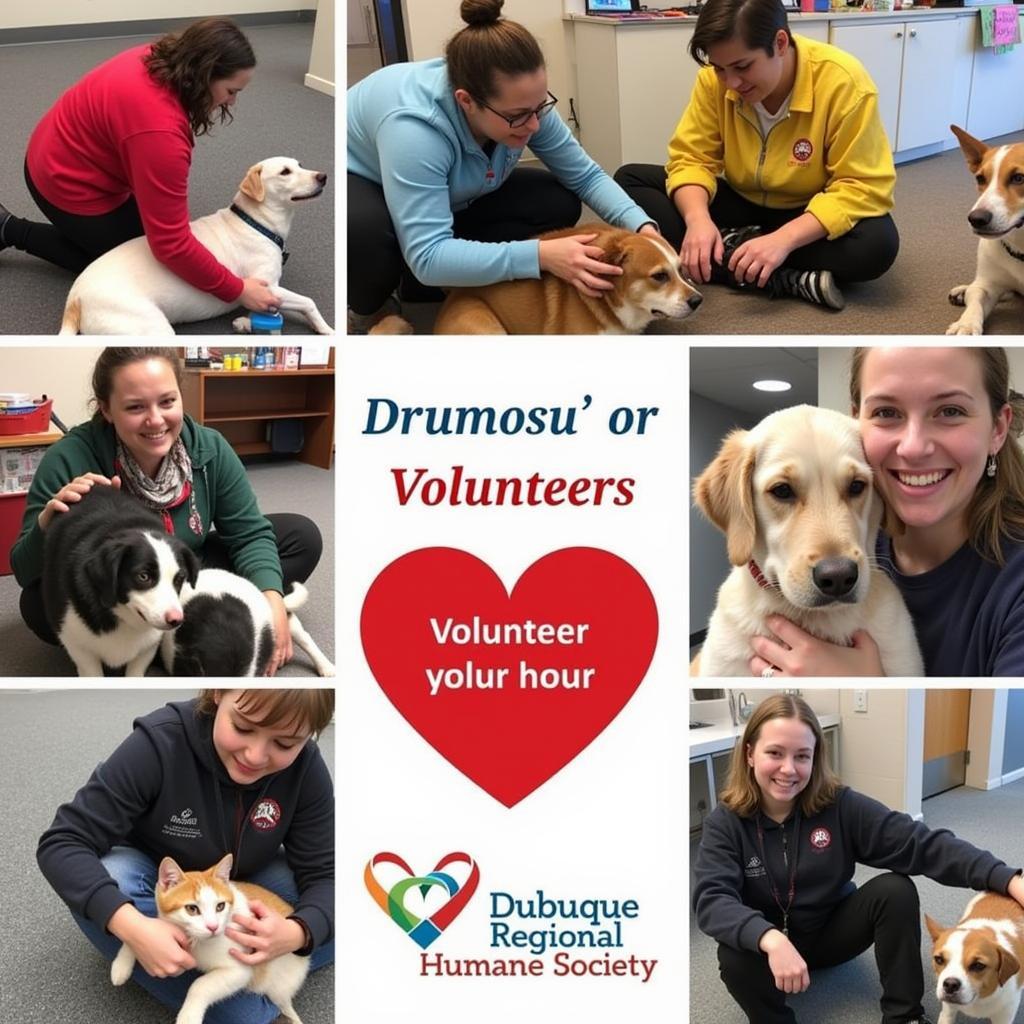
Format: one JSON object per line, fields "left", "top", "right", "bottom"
{"left": 811, "top": 557, "right": 859, "bottom": 599}
{"left": 316, "top": 172, "right": 327, "bottom": 184}
{"left": 687, "top": 293, "right": 703, "bottom": 310}
{"left": 968, "top": 208, "right": 992, "bottom": 230}
{"left": 165, "top": 609, "right": 183, "bottom": 627}
{"left": 943, "top": 978, "right": 962, "bottom": 995}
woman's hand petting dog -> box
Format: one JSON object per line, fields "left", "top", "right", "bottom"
{"left": 748, "top": 615, "right": 885, "bottom": 677}
{"left": 38, "top": 472, "right": 121, "bottom": 530}
{"left": 680, "top": 214, "right": 723, "bottom": 284}
{"left": 262, "top": 589, "right": 294, "bottom": 675}
{"left": 759, "top": 929, "right": 810, "bottom": 994}
{"left": 238, "top": 277, "right": 280, "bottom": 313}
{"left": 728, "top": 230, "right": 795, "bottom": 287}
{"left": 538, "top": 233, "right": 623, "bottom": 298}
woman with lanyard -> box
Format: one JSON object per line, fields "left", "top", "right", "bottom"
{"left": 692, "top": 694, "right": 1024, "bottom": 1024}
{"left": 346, "top": 0, "right": 659, "bottom": 332}
{"left": 10, "top": 347, "right": 323, "bottom": 675}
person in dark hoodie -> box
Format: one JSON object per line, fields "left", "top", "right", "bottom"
{"left": 37, "top": 689, "right": 334, "bottom": 1024}
{"left": 692, "top": 693, "right": 1024, "bottom": 1024}
{"left": 10, "top": 346, "right": 324, "bottom": 675}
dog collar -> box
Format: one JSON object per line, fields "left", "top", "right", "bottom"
{"left": 229, "top": 204, "right": 289, "bottom": 264}
{"left": 1002, "top": 239, "right": 1024, "bottom": 263}
{"left": 748, "top": 560, "right": 773, "bottom": 590}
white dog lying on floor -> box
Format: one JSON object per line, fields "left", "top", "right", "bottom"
{"left": 58, "top": 156, "right": 333, "bottom": 336}
{"left": 693, "top": 404, "right": 924, "bottom": 677}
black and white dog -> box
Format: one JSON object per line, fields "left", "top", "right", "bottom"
{"left": 161, "top": 568, "right": 335, "bottom": 676}
{"left": 42, "top": 486, "right": 199, "bottom": 676}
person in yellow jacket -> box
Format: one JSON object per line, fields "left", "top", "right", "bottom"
{"left": 615, "top": 0, "right": 898, "bottom": 311}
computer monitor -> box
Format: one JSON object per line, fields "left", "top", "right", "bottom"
{"left": 585, "top": 0, "right": 639, "bottom": 15}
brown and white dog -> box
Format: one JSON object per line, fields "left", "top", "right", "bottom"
{"left": 946, "top": 125, "right": 1024, "bottom": 335}
{"left": 431, "top": 224, "right": 703, "bottom": 334}
{"left": 926, "top": 892, "right": 1024, "bottom": 1024}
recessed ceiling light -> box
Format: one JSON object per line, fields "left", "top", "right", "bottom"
{"left": 752, "top": 379, "right": 792, "bottom": 392}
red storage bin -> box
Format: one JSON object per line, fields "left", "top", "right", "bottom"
{"left": 0, "top": 491, "right": 27, "bottom": 576}
{"left": 0, "top": 398, "right": 53, "bottom": 436}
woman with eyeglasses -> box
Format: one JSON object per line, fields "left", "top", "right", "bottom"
{"left": 347, "top": 0, "right": 659, "bottom": 332}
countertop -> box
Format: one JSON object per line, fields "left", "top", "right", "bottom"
{"left": 689, "top": 712, "right": 841, "bottom": 758}
{"left": 567, "top": 7, "right": 1009, "bottom": 25}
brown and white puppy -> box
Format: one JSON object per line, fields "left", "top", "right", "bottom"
{"left": 926, "top": 892, "right": 1024, "bottom": 1024}
{"left": 947, "top": 125, "right": 1024, "bottom": 336}
{"left": 431, "top": 223, "right": 703, "bottom": 334}
{"left": 693, "top": 404, "right": 923, "bottom": 677}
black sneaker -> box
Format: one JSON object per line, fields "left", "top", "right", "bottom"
{"left": 765, "top": 266, "right": 845, "bottom": 310}
{"left": 0, "top": 202, "right": 12, "bottom": 250}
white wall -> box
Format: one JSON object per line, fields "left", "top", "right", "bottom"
{"left": 1, "top": 1, "right": 314, "bottom": 32}
{"left": 0, "top": 347, "right": 104, "bottom": 428}
{"left": 401, "top": 0, "right": 571, "bottom": 131}
{"left": 306, "top": 0, "right": 334, "bottom": 95}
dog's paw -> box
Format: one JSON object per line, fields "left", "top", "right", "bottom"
{"left": 232, "top": 316, "right": 253, "bottom": 334}
{"left": 110, "top": 946, "right": 135, "bottom": 986}
{"left": 946, "top": 318, "right": 983, "bottom": 336}
{"left": 948, "top": 285, "right": 968, "bottom": 307}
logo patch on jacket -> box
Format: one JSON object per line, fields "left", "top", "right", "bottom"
{"left": 792, "top": 139, "right": 813, "bottom": 163}
{"left": 744, "top": 855, "right": 767, "bottom": 878}
{"left": 162, "top": 806, "right": 201, "bottom": 840}
{"left": 250, "top": 797, "right": 282, "bottom": 831}
{"left": 809, "top": 826, "right": 832, "bottom": 850}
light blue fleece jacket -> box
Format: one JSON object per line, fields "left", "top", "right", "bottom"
{"left": 347, "top": 58, "right": 652, "bottom": 287}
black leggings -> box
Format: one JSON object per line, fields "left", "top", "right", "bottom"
{"left": 614, "top": 163, "right": 899, "bottom": 283}
{"left": 19, "top": 512, "right": 323, "bottom": 646}
{"left": 2, "top": 161, "right": 145, "bottom": 273}
{"left": 717, "top": 874, "right": 924, "bottom": 1024}
{"left": 347, "top": 166, "right": 582, "bottom": 313}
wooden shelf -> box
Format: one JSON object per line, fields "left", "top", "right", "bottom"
{"left": 204, "top": 409, "right": 330, "bottom": 424}
{"left": 179, "top": 359, "right": 335, "bottom": 470}
{"left": 0, "top": 427, "right": 62, "bottom": 449}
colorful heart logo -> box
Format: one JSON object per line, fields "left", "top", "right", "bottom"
{"left": 364, "top": 851, "right": 480, "bottom": 948}
{"left": 360, "top": 547, "right": 658, "bottom": 806}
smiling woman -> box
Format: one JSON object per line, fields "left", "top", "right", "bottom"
{"left": 346, "top": 0, "right": 662, "bottom": 331}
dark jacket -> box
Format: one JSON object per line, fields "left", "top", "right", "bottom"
{"left": 693, "top": 786, "right": 1019, "bottom": 952}
{"left": 37, "top": 699, "right": 333, "bottom": 951}
{"left": 11, "top": 415, "right": 283, "bottom": 594}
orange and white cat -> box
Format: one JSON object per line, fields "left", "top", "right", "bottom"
{"left": 111, "top": 853, "right": 309, "bottom": 1024}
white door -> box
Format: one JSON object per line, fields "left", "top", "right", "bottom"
{"left": 896, "top": 17, "right": 969, "bottom": 152}
{"left": 831, "top": 22, "right": 904, "bottom": 150}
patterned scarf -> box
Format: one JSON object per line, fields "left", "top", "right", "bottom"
{"left": 115, "top": 435, "right": 204, "bottom": 536}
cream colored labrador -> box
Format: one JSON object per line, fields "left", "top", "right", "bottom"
{"left": 693, "top": 405, "right": 923, "bottom": 677}
{"left": 59, "top": 156, "right": 333, "bottom": 336}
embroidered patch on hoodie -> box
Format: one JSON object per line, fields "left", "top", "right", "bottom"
{"left": 744, "top": 855, "right": 767, "bottom": 878}
{"left": 250, "top": 798, "right": 282, "bottom": 831}
{"left": 790, "top": 139, "right": 814, "bottom": 165}
{"left": 809, "top": 826, "right": 832, "bottom": 851}
{"left": 162, "top": 806, "right": 202, "bottom": 840}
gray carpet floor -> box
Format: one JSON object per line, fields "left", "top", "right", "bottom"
{"left": 0, "top": 689, "right": 334, "bottom": 1024}
{"left": 0, "top": 22, "right": 334, "bottom": 336}
{"left": 386, "top": 131, "right": 1024, "bottom": 336}
{"left": 689, "top": 777, "right": 1024, "bottom": 1023}
{"left": 0, "top": 458, "right": 334, "bottom": 677}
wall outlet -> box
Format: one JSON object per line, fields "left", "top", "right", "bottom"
{"left": 853, "top": 689, "right": 868, "bottom": 713}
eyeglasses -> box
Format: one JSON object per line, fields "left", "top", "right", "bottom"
{"left": 477, "top": 91, "right": 558, "bottom": 129}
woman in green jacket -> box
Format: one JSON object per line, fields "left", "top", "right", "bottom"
{"left": 11, "top": 347, "right": 322, "bottom": 675}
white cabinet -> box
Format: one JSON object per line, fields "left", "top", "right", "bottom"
{"left": 831, "top": 16, "right": 974, "bottom": 156}
{"left": 573, "top": 21, "right": 699, "bottom": 173}
{"left": 966, "top": 13, "right": 1024, "bottom": 141}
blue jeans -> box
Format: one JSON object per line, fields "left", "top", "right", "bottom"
{"left": 72, "top": 847, "right": 334, "bottom": 1024}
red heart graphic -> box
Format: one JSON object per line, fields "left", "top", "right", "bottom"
{"left": 360, "top": 547, "right": 658, "bottom": 806}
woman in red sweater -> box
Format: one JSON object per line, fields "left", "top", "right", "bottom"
{"left": 0, "top": 18, "right": 278, "bottom": 314}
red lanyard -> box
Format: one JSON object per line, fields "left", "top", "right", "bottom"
{"left": 755, "top": 807, "right": 801, "bottom": 936}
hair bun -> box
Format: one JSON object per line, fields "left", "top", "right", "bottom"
{"left": 461, "top": 0, "right": 503, "bottom": 27}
